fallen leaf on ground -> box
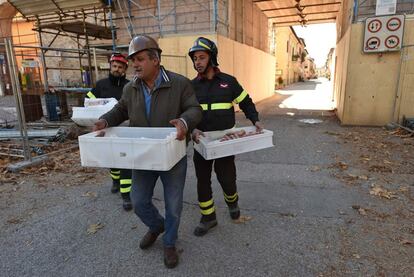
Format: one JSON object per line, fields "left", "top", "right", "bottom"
{"left": 82, "top": 191, "right": 97, "bottom": 198}
{"left": 325, "top": 131, "right": 341, "bottom": 136}
{"left": 87, "top": 223, "right": 104, "bottom": 234}
{"left": 7, "top": 217, "right": 22, "bottom": 224}
{"left": 400, "top": 239, "right": 413, "bottom": 245}
{"left": 353, "top": 254, "right": 361, "bottom": 259}
{"left": 399, "top": 187, "right": 409, "bottom": 192}
{"left": 280, "top": 212, "right": 297, "bottom": 218}
{"left": 369, "top": 165, "right": 392, "bottom": 173}
{"left": 370, "top": 186, "right": 397, "bottom": 199}
{"left": 310, "top": 166, "right": 321, "bottom": 172}
{"left": 352, "top": 205, "right": 367, "bottom": 215}
{"left": 330, "top": 161, "right": 348, "bottom": 170}
{"left": 358, "top": 208, "right": 367, "bottom": 215}
{"left": 232, "top": 215, "right": 252, "bottom": 224}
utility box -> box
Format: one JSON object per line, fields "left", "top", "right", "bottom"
{"left": 194, "top": 126, "right": 274, "bottom": 160}
{"left": 78, "top": 127, "right": 186, "bottom": 171}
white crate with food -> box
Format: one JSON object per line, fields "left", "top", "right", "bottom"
{"left": 71, "top": 98, "right": 117, "bottom": 127}
{"left": 193, "top": 126, "right": 273, "bottom": 160}
{"left": 79, "top": 127, "right": 186, "bottom": 171}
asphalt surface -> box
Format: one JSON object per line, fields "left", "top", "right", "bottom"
{"left": 1, "top": 79, "right": 411, "bottom": 276}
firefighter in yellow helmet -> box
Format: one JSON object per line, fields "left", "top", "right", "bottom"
{"left": 86, "top": 53, "right": 132, "bottom": 211}
{"left": 189, "top": 37, "right": 264, "bottom": 236}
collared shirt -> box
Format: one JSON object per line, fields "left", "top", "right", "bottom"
{"left": 141, "top": 70, "right": 164, "bottom": 119}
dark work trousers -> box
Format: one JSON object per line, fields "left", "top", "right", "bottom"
{"left": 110, "top": 168, "right": 121, "bottom": 184}
{"left": 193, "top": 150, "right": 239, "bottom": 221}
{"left": 120, "top": 169, "right": 132, "bottom": 199}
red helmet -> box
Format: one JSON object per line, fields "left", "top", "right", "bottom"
{"left": 110, "top": 53, "right": 128, "bottom": 66}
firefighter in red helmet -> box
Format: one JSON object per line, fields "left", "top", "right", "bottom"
{"left": 86, "top": 53, "right": 132, "bottom": 211}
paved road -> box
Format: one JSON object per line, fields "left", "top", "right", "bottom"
{"left": 1, "top": 79, "right": 411, "bottom": 276}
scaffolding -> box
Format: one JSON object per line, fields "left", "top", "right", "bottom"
{"left": 111, "top": 0, "right": 229, "bottom": 44}
{"left": 353, "top": 0, "right": 414, "bottom": 22}
{"left": 0, "top": 1, "right": 116, "bottom": 164}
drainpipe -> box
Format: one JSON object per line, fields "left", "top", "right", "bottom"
{"left": 352, "top": 0, "right": 358, "bottom": 23}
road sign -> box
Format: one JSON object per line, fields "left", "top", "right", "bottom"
{"left": 384, "top": 35, "right": 399, "bottom": 49}
{"left": 366, "top": 37, "right": 380, "bottom": 50}
{"left": 367, "top": 19, "right": 382, "bottom": 33}
{"left": 363, "top": 14, "right": 404, "bottom": 53}
{"left": 386, "top": 17, "right": 401, "bottom": 31}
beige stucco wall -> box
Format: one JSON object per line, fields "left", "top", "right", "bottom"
{"left": 335, "top": 18, "right": 414, "bottom": 126}
{"left": 334, "top": 26, "right": 351, "bottom": 121}
{"left": 393, "top": 19, "right": 414, "bottom": 122}
{"left": 159, "top": 33, "right": 275, "bottom": 104}
{"left": 217, "top": 35, "right": 276, "bottom": 103}
{"left": 334, "top": 0, "right": 414, "bottom": 126}
{"left": 275, "top": 27, "right": 304, "bottom": 86}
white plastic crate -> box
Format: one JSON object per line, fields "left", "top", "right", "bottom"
{"left": 78, "top": 127, "right": 186, "bottom": 171}
{"left": 71, "top": 98, "right": 117, "bottom": 127}
{"left": 72, "top": 106, "right": 113, "bottom": 126}
{"left": 193, "top": 126, "right": 273, "bottom": 160}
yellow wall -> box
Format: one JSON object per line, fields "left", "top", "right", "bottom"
{"left": 159, "top": 33, "right": 217, "bottom": 79}
{"left": 275, "top": 27, "right": 304, "bottom": 86}
{"left": 217, "top": 35, "right": 276, "bottom": 103}
{"left": 334, "top": 26, "right": 351, "bottom": 121}
{"left": 334, "top": 0, "right": 414, "bottom": 126}
{"left": 159, "top": 34, "right": 276, "bottom": 104}
{"left": 393, "top": 19, "right": 414, "bottom": 122}
{"left": 335, "top": 19, "right": 414, "bottom": 126}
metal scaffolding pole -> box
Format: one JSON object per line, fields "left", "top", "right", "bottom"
{"left": 127, "top": 0, "right": 135, "bottom": 37}
{"left": 4, "top": 38, "right": 31, "bottom": 161}
{"left": 82, "top": 10, "right": 94, "bottom": 86}
{"left": 158, "top": 0, "right": 162, "bottom": 36}
{"left": 108, "top": 0, "right": 116, "bottom": 51}
{"left": 37, "top": 17, "right": 49, "bottom": 92}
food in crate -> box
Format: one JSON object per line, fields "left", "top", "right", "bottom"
{"left": 84, "top": 97, "right": 117, "bottom": 107}
{"left": 219, "top": 129, "right": 264, "bottom": 142}
{"left": 193, "top": 126, "right": 274, "bottom": 160}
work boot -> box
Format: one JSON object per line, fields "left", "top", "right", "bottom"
{"left": 139, "top": 226, "right": 164, "bottom": 249}
{"left": 111, "top": 180, "right": 120, "bottom": 193}
{"left": 194, "top": 219, "right": 218, "bottom": 237}
{"left": 122, "top": 195, "right": 132, "bottom": 211}
{"left": 228, "top": 203, "right": 240, "bottom": 220}
{"left": 164, "top": 246, "right": 179, "bottom": 268}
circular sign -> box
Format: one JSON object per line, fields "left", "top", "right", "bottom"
{"left": 387, "top": 17, "right": 401, "bottom": 31}
{"left": 385, "top": 35, "right": 400, "bottom": 49}
{"left": 366, "top": 37, "right": 380, "bottom": 50}
{"left": 368, "top": 19, "right": 382, "bottom": 33}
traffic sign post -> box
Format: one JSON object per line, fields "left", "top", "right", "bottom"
{"left": 363, "top": 14, "right": 404, "bottom": 53}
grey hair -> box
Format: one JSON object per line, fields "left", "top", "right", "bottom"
{"left": 147, "top": 49, "right": 161, "bottom": 63}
